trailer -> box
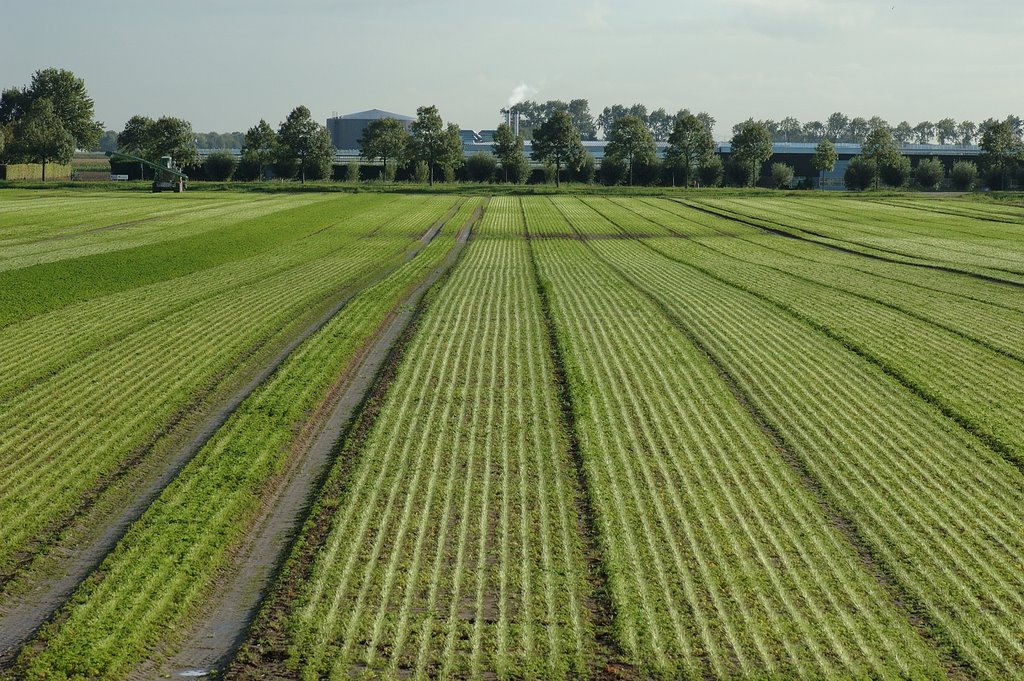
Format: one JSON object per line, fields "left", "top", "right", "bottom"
{"left": 105, "top": 151, "right": 188, "bottom": 192}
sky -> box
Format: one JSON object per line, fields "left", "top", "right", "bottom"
{"left": 2, "top": 0, "right": 1022, "bottom": 139}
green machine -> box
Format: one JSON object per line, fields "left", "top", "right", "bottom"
{"left": 105, "top": 151, "right": 188, "bottom": 192}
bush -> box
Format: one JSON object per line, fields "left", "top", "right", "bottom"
{"left": 698, "top": 156, "right": 724, "bottom": 187}
{"left": 346, "top": 161, "right": 360, "bottom": 183}
{"left": 844, "top": 156, "right": 877, "bottom": 191}
{"left": 598, "top": 157, "right": 626, "bottom": 186}
{"left": 879, "top": 155, "right": 911, "bottom": 188}
{"left": 203, "top": 152, "right": 237, "bottom": 181}
{"left": 465, "top": 153, "right": 497, "bottom": 182}
{"left": 634, "top": 159, "right": 662, "bottom": 186}
{"left": 914, "top": 157, "right": 945, "bottom": 190}
{"left": 568, "top": 154, "right": 596, "bottom": 184}
{"left": 442, "top": 163, "right": 456, "bottom": 183}
{"left": 770, "top": 162, "right": 795, "bottom": 189}
{"left": 412, "top": 161, "right": 429, "bottom": 184}
{"left": 234, "top": 156, "right": 262, "bottom": 181}
{"left": 724, "top": 158, "right": 752, "bottom": 187}
{"left": 500, "top": 155, "right": 529, "bottom": 184}
{"left": 949, "top": 161, "right": 978, "bottom": 191}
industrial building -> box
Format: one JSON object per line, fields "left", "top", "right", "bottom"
{"left": 326, "top": 109, "right": 414, "bottom": 153}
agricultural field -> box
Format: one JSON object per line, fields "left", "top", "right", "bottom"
{"left": 1, "top": 189, "right": 1023, "bottom": 680}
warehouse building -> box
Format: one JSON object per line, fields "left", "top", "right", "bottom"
{"left": 326, "top": 109, "right": 414, "bottom": 153}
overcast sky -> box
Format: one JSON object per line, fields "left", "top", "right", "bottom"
{"left": 2, "top": 0, "right": 1022, "bottom": 139}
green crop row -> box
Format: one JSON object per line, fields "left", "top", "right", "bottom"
{"left": 590, "top": 232, "right": 1024, "bottom": 679}
{"left": 259, "top": 208, "right": 593, "bottom": 680}
{"left": 527, "top": 209, "right": 941, "bottom": 678}
{"left": 11, "top": 201, "right": 476, "bottom": 681}
{"left": 0, "top": 195, "right": 459, "bottom": 583}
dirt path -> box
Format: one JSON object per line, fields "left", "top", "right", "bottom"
{"left": 150, "top": 204, "right": 482, "bottom": 680}
{"left": 0, "top": 201, "right": 464, "bottom": 669}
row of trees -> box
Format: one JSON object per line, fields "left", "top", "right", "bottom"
{"left": 737, "top": 114, "right": 1021, "bottom": 146}
{"left": 501, "top": 99, "right": 716, "bottom": 143}
{"left": 0, "top": 69, "right": 104, "bottom": 179}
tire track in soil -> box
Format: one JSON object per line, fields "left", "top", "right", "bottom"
{"left": 153, "top": 203, "right": 484, "bottom": 680}
{"left": 0, "top": 200, "right": 465, "bottom": 671}
{"left": 677, "top": 199, "right": 1024, "bottom": 289}
{"left": 570, "top": 218, "right": 974, "bottom": 680}
{"left": 225, "top": 206, "right": 481, "bottom": 681}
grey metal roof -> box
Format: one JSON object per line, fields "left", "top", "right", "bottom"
{"left": 333, "top": 109, "right": 414, "bottom": 121}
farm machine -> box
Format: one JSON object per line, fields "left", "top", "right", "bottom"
{"left": 105, "top": 151, "right": 188, "bottom": 192}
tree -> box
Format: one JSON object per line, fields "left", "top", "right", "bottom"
{"left": 912, "top": 121, "right": 935, "bottom": 144}
{"left": 892, "top": 121, "right": 914, "bottom": 145}
{"left": 530, "top": 110, "right": 585, "bottom": 188}
{"left": 605, "top": 115, "right": 656, "bottom": 186}
{"left": 778, "top": 117, "right": 802, "bottom": 142}
{"left": 770, "top": 162, "right": 795, "bottom": 189}
{"left": 879, "top": 155, "right": 911, "bottom": 187}
{"left": 597, "top": 104, "right": 628, "bottom": 139}
{"left": 647, "top": 108, "right": 673, "bottom": 142}
{"left": 950, "top": 161, "right": 979, "bottom": 190}
{"left": 956, "top": 120, "right": 978, "bottom": 146}
{"left": 826, "top": 112, "right": 850, "bottom": 141}
{"left": 8, "top": 99, "right": 74, "bottom": 180}
{"left": 242, "top": 119, "right": 277, "bottom": 181}
{"left": 358, "top": 117, "right": 408, "bottom": 183}
{"left": 811, "top": 139, "right": 838, "bottom": 188}
{"left": 698, "top": 155, "right": 724, "bottom": 187}
{"left": 1, "top": 69, "right": 103, "bottom": 151}
{"left": 277, "top": 105, "right": 334, "bottom": 183}
{"left": 203, "top": 151, "right": 237, "bottom": 181}
{"left": 730, "top": 120, "right": 772, "bottom": 187}
{"left": 117, "top": 115, "right": 155, "bottom": 155}
{"left": 492, "top": 122, "right": 528, "bottom": 183}
{"left": 848, "top": 117, "right": 870, "bottom": 144}
{"left": 409, "top": 105, "right": 463, "bottom": 186}
{"left": 935, "top": 118, "right": 957, "bottom": 145}
{"left": 979, "top": 119, "right": 1023, "bottom": 190}
{"left": 148, "top": 117, "right": 199, "bottom": 167}
{"left": 567, "top": 99, "right": 598, "bottom": 140}
{"left": 465, "top": 152, "right": 497, "bottom": 182}
{"left": 97, "top": 130, "right": 118, "bottom": 153}
{"left": 862, "top": 127, "right": 902, "bottom": 189}
{"left": 802, "top": 120, "right": 826, "bottom": 142}
{"left": 914, "top": 157, "right": 945, "bottom": 190}
{"left": 665, "top": 112, "right": 714, "bottom": 187}
{"left": 844, "top": 156, "right": 877, "bottom": 191}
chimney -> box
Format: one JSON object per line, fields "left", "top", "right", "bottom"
{"left": 514, "top": 111, "right": 520, "bottom": 137}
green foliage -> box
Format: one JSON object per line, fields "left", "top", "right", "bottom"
{"left": 492, "top": 122, "right": 529, "bottom": 183}
{"left": 276, "top": 105, "right": 334, "bottom": 182}
{"left": 950, "top": 160, "right": 978, "bottom": 191}
{"left": 0, "top": 68, "right": 102, "bottom": 151}
{"left": 730, "top": 120, "right": 772, "bottom": 187}
{"left": 203, "top": 151, "right": 238, "bottom": 181}
{"left": 698, "top": 155, "right": 724, "bottom": 187}
{"left": 358, "top": 117, "right": 409, "bottom": 179}
{"left": 347, "top": 161, "right": 361, "bottom": 183}
{"left": 770, "top": 162, "right": 795, "bottom": 189}
{"left": 465, "top": 152, "right": 497, "bottom": 182}
{"left": 242, "top": 119, "right": 277, "bottom": 181}
{"left": 605, "top": 115, "right": 656, "bottom": 186}
{"left": 599, "top": 155, "right": 627, "bottom": 186}
{"left": 811, "top": 139, "right": 838, "bottom": 174}
{"left": 914, "top": 157, "right": 945, "bottom": 190}
{"left": 409, "top": 105, "right": 463, "bottom": 186}
{"left": 6, "top": 99, "right": 74, "bottom": 178}
{"left": 666, "top": 112, "right": 714, "bottom": 187}
{"left": 0, "top": 162, "right": 71, "bottom": 180}
{"left": 979, "top": 119, "right": 1023, "bottom": 190}
{"left": 844, "top": 155, "right": 877, "bottom": 190}
{"left": 530, "top": 110, "right": 585, "bottom": 188}
{"left": 879, "top": 154, "right": 911, "bottom": 188}
{"left": 724, "top": 156, "right": 753, "bottom": 187}
{"left": 117, "top": 115, "right": 199, "bottom": 167}
{"left": 568, "top": 153, "right": 596, "bottom": 184}
{"left": 413, "top": 160, "right": 429, "bottom": 184}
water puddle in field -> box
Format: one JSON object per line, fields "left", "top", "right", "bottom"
{"left": 177, "top": 670, "right": 210, "bottom": 678}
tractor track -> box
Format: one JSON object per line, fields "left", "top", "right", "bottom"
{"left": 147, "top": 203, "right": 483, "bottom": 680}
{"left": 0, "top": 200, "right": 465, "bottom": 671}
